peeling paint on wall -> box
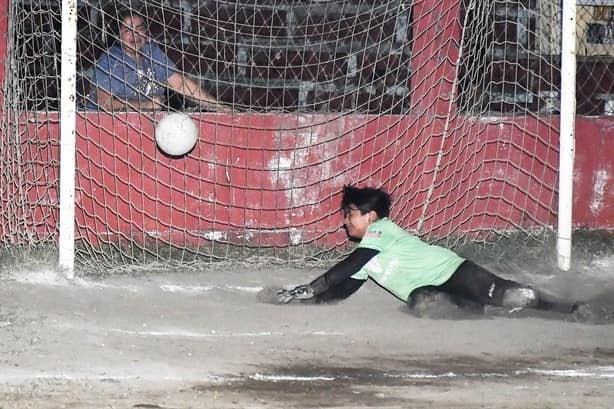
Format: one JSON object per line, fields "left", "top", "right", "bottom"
{"left": 289, "top": 228, "right": 302, "bottom": 245}
{"left": 202, "top": 230, "right": 227, "bottom": 241}
{"left": 268, "top": 124, "right": 336, "bottom": 210}
{"left": 590, "top": 169, "right": 608, "bottom": 215}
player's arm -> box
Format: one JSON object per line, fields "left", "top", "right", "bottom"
{"left": 96, "top": 87, "right": 162, "bottom": 111}
{"left": 310, "top": 247, "right": 379, "bottom": 293}
{"left": 166, "top": 73, "right": 229, "bottom": 112}
{"left": 276, "top": 247, "right": 379, "bottom": 303}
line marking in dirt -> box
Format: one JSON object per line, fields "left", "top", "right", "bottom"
{"left": 522, "top": 367, "right": 614, "bottom": 378}
{"left": 105, "top": 328, "right": 344, "bottom": 338}
{"left": 52, "top": 322, "right": 345, "bottom": 339}
{"left": 3, "top": 366, "right": 613, "bottom": 385}
{"left": 251, "top": 374, "right": 336, "bottom": 381}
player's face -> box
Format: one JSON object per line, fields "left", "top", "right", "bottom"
{"left": 119, "top": 16, "right": 147, "bottom": 54}
{"left": 343, "top": 206, "right": 372, "bottom": 239}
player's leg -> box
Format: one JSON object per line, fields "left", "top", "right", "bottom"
{"left": 314, "top": 278, "right": 365, "bottom": 303}
{"left": 407, "top": 286, "right": 484, "bottom": 319}
{"left": 438, "top": 261, "right": 577, "bottom": 313}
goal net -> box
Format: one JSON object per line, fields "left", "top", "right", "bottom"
{"left": 0, "top": 0, "right": 612, "bottom": 272}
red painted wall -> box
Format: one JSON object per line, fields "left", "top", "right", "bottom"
{"left": 573, "top": 117, "right": 614, "bottom": 227}
{"left": 0, "top": 0, "right": 612, "bottom": 248}
{"left": 11, "top": 112, "right": 612, "bottom": 248}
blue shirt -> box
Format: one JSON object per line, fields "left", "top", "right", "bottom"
{"left": 93, "top": 42, "right": 177, "bottom": 105}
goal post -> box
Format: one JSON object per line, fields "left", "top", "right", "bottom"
{"left": 557, "top": 0, "right": 578, "bottom": 272}
{"left": 1, "top": 0, "right": 612, "bottom": 275}
{"left": 59, "top": 0, "right": 78, "bottom": 276}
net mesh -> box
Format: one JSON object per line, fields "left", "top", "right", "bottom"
{"left": 1, "top": 0, "right": 613, "bottom": 272}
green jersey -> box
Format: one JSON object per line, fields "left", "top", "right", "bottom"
{"left": 352, "top": 218, "right": 465, "bottom": 302}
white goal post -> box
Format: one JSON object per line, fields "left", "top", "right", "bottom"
{"left": 59, "top": 0, "right": 77, "bottom": 277}
{"left": 557, "top": 0, "right": 578, "bottom": 272}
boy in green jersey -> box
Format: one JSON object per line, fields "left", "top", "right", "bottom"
{"left": 274, "top": 185, "right": 582, "bottom": 319}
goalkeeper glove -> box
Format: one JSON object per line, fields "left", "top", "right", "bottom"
{"left": 276, "top": 284, "right": 315, "bottom": 304}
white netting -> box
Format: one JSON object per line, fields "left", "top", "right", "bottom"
{"left": 1, "top": 0, "right": 612, "bottom": 272}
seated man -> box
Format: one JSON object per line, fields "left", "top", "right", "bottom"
{"left": 91, "top": 9, "right": 227, "bottom": 112}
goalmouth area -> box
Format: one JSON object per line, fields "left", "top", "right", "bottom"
{"left": 0, "top": 0, "right": 613, "bottom": 406}
{"left": 0, "top": 0, "right": 612, "bottom": 271}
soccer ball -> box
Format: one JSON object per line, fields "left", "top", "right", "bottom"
{"left": 155, "top": 112, "right": 199, "bottom": 156}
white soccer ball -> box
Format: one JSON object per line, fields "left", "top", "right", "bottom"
{"left": 155, "top": 112, "right": 199, "bottom": 156}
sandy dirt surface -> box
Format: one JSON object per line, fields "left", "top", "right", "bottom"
{"left": 1, "top": 257, "right": 614, "bottom": 408}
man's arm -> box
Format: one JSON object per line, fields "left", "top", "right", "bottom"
{"left": 309, "top": 247, "right": 378, "bottom": 293}
{"left": 276, "top": 247, "right": 379, "bottom": 303}
{"left": 166, "top": 72, "right": 229, "bottom": 112}
{"left": 96, "top": 88, "right": 163, "bottom": 111}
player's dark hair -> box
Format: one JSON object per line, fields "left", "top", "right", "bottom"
{"left": 341, "top": 185, "right": 391, "bottom": 219}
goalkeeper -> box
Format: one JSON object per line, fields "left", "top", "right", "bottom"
{"left": 275, "top": 185, "right": 580, "bottom": 318}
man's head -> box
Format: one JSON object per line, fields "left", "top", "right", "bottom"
{"left": 117, "top": 9, "right": 148, "bottom": 55}
{"left": 341, "top": 185, "right": 391, "bottom": 239}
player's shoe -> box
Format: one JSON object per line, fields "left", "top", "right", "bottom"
{"left": 502, "top": 287, "right": 538, "bottom": 309}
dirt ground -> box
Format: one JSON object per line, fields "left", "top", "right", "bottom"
{"left": 1, "top": 249, "right": 614, "bottom": 409}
